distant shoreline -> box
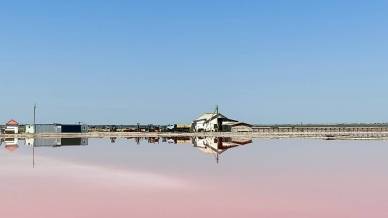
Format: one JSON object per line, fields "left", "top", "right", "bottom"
{"left": 2, "top": 131, "right": 388, "bottom": 140}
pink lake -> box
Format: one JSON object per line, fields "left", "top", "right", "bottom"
{"left": 1, "top": 137, "right": 388, "bottom": 218}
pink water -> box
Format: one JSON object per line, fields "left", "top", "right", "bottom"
{"left": 1, "top": 138, "right": 388, "bottom": 218}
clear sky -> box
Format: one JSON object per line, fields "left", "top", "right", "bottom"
{"left": 1, "top": 0, "right": 388, "bottom": 124}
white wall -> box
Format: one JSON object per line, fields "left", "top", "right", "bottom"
{"left": 194, "top": 119, "right": 218, "bottom": 132}
{"left": 5, "top": 126, "right": 18, "bottom": 134}
{"left": 26, "top": 125, "right": 34, "bottom": 134}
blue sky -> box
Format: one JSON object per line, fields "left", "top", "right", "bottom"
{"left": 1, "top": 0, "right": 388, "bottom": 124}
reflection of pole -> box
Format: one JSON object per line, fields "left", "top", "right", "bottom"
{"left": 33, "top": 104, "right": 36, "bottom": 168}
{"left": 33, "top": 145, "right": 35, "bottom": 168}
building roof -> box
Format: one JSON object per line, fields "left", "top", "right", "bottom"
{"left": 224, "top": 122, "right": 253, "bottom": 127}
{"left": 6, "top": 119, "right": 18, "bottom": 126}
{"left": 194, "top": 113, "right": 227, "bottom": 121}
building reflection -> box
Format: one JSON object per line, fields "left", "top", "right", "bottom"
{"left": 192, "top": 137, "right": 253, "bottom": 163}
{"left": 4, "top": 138, "right": 19, "bottom": 152}
{"left": 26, "top": 138, "right": 88, "bottom": 147}
{"left": 166, "top": 137, "right": 192, "bottom": 144}
{"left": 121, "top": 137, "right": 253, "bottom": 163}
{"left": 1, "top": 136, "right": 251, "bottom": 163}
{"left": 163, "top": 136, "right": 252, "bottom": 163}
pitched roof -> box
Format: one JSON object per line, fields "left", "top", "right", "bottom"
{"left": 194, "top": 113, "right": 226, "bottom": 122}
{"left": 223, "top": 122, "right": 252, "bottom": 127}
{"left": 6, "top": 119, "right": 19, "bottom": 126}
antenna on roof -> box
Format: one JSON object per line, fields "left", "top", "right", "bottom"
{"left": 215, "top": 105, "right": 219, "bottom": 115}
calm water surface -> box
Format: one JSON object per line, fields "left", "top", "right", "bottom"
{"left": 1, "top": 137, "right": 388, "bottom": 218}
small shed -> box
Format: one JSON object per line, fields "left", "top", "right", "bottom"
{"left": 223, "top": 122, "right": 253, "bottom": 133}
{"left": 4, "top": 120, "right": 19, "bottom": 134}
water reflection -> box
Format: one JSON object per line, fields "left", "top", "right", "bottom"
{"left": 0, "top": 137, "right": 252, "bottom": 163}
{"left": 1, "top": 137, "right": 388, "bottom": 218}
{"left": 3, "top": 138, "right": 19, "bottom": 152}
{"left": 124, "top": 136, "right": 252, "bottom": 163}
{"left": 193, "top": 137, "right": 253, "bottom": 163}
{"left": 25, "top": 138, "right": 89, "bottom": 147}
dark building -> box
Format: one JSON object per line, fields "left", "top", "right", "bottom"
{"left": 61, "top": 125, "right": 88, "bottom": 133}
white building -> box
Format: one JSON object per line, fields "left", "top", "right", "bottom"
{"left": 192, "top": 110, "right": 251, "bottom": 132}
{"left": 25, "top": 125, "right": 34, "bottom": 134}
{"left": 192, "top": 113, "right": 232, "bottom": 132}
{"left": 4, "top": 120, "right": 19, "bottom": 134}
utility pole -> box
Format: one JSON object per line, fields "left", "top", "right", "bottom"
{"left": 33, "top": 143, "right": 35, "bottom": 168}
{"left": 33, "top": 104, "right": 37, "bottom": 133}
